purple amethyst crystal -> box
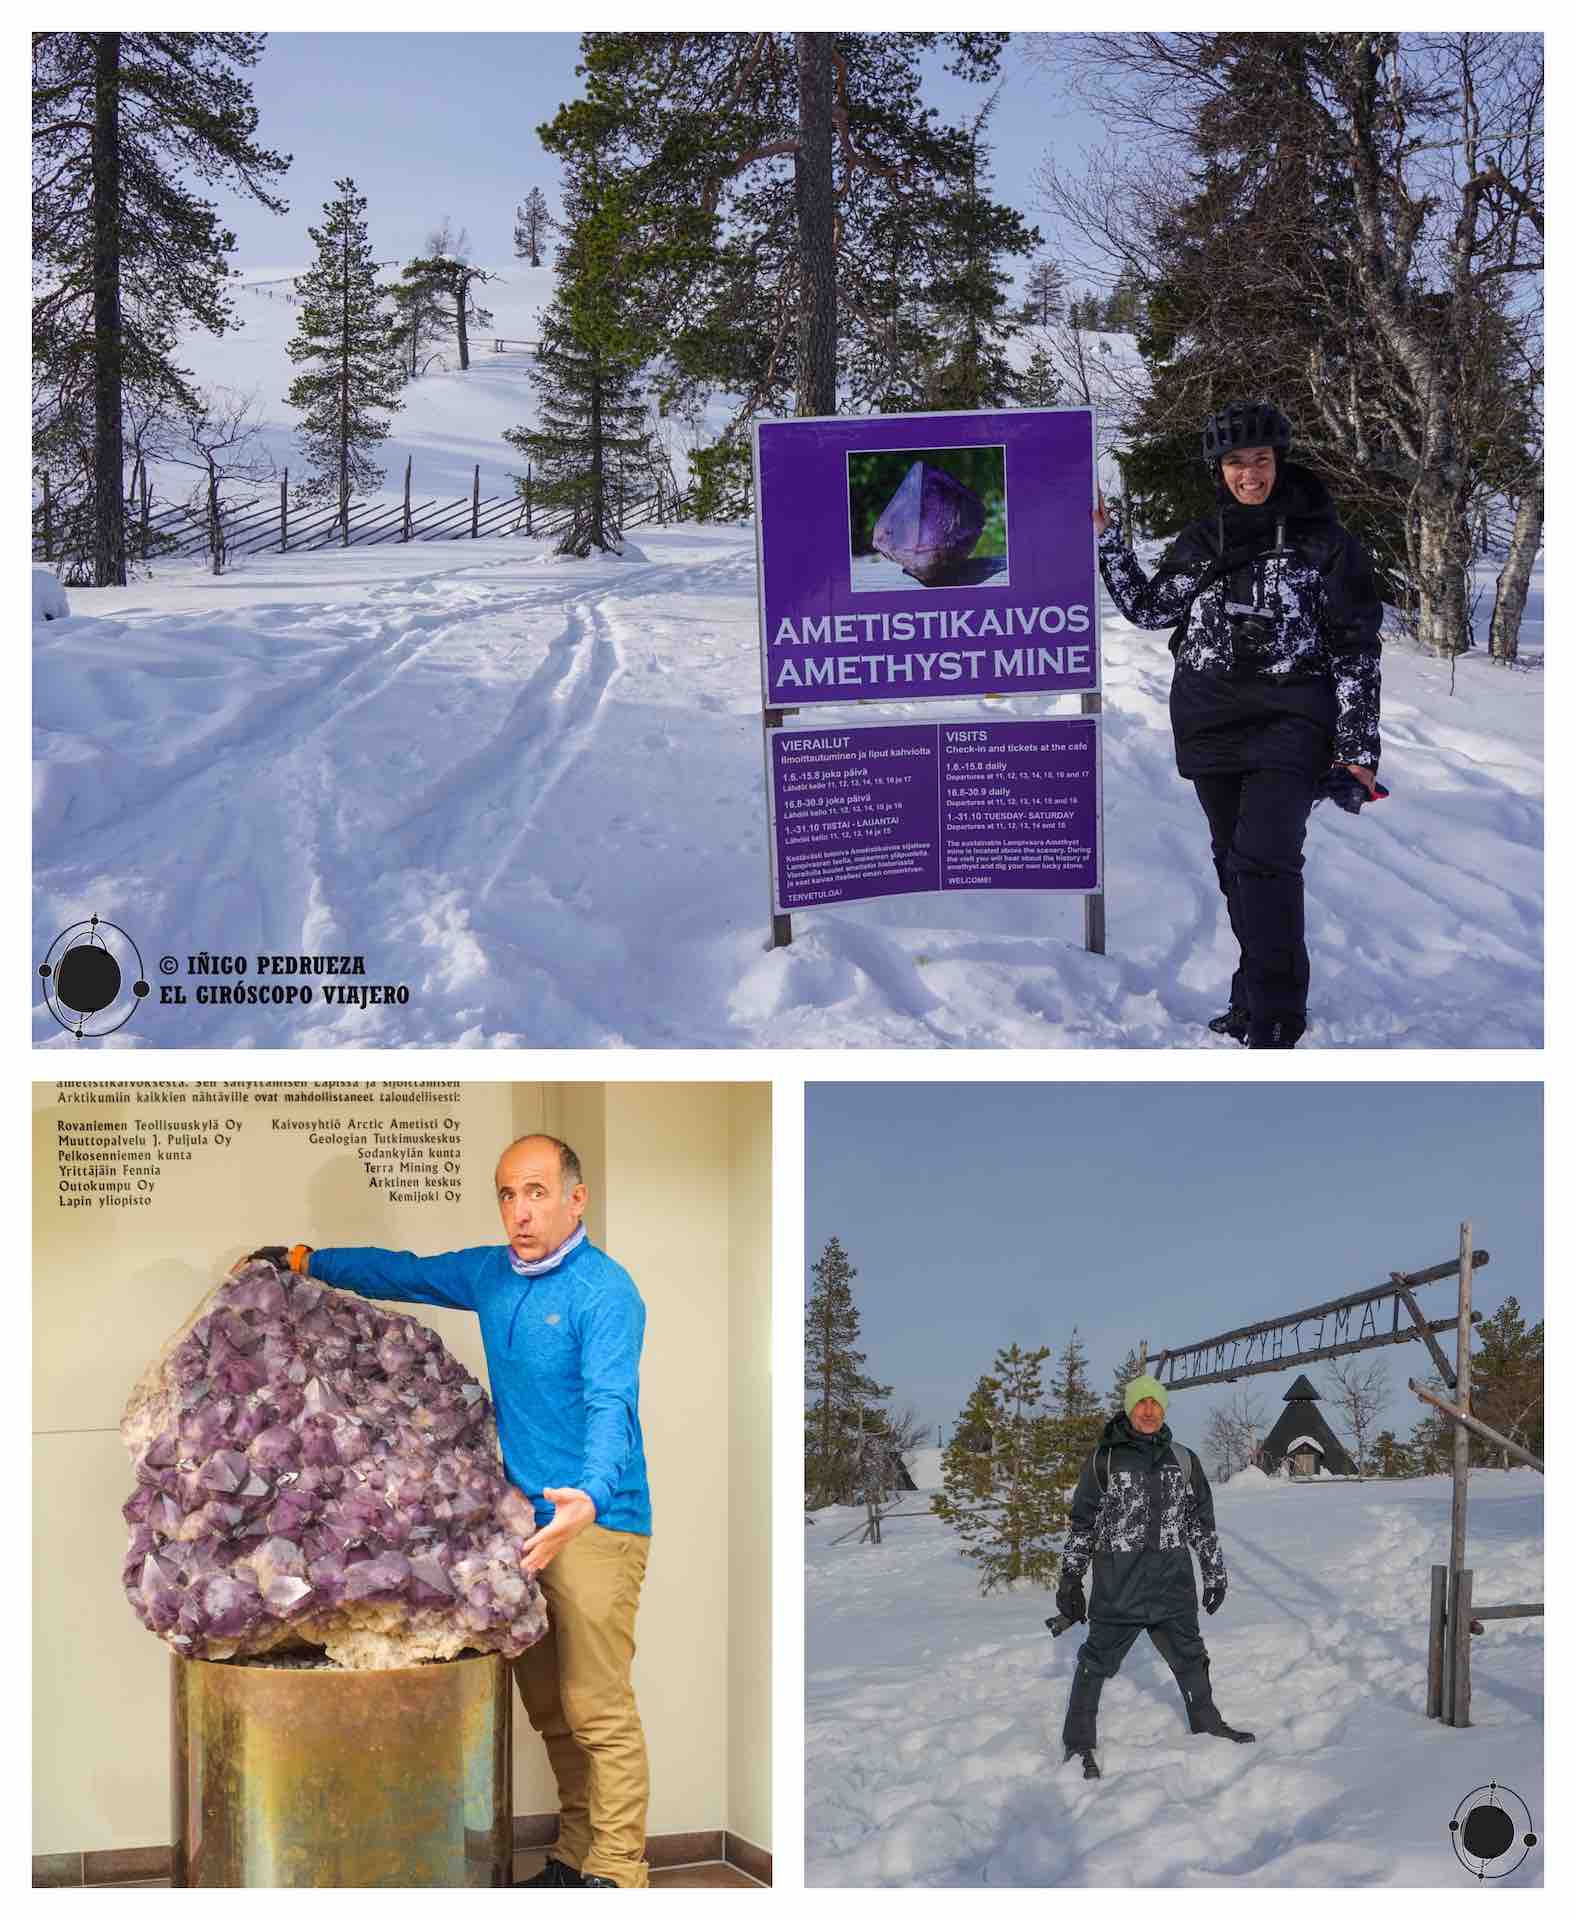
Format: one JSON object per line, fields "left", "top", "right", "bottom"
{"left": 120, "top": 1260, "right": 550, "bottom": 1669}
{"left": 870, "top": 460, "right": 987, "bottom": 584}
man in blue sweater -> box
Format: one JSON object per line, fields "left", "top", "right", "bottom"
{"left": 257, "top": 1133, "right": 653, "bottom": 1888}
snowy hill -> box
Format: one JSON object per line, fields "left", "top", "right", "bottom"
{"left": 33, "top": 532, "right": 1541, "bottom": 1048}
{"left": 807, "top": 1469, "right": 1543, "bottom": 1886}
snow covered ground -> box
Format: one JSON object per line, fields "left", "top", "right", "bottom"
{"left": 32, "top": 270, "right": 1542, "bottom": 1047}
{"left": 33, "top": 533, "right": 1542, "bottom": 1048}
{"left": 806, "top": 1459, "right": 1544, "bottom": 1886}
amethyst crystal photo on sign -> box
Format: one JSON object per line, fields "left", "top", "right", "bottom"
{"left": 848, "top": 445, "right": 1009, "bottom": 591}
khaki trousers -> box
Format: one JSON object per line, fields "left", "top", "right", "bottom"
{"left": 511, "top": 1524, "right": 652, "bottom": 1887}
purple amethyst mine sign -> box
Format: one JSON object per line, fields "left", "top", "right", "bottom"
{"left": 119, "top": 1259, "right": 549, "bottom": 1669}
{"left": 871, "top": 461, "right": 986, "bottom": 584}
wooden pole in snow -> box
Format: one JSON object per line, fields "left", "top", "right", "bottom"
{"left": 472, "top": 463, "right": 480, "bottom": 538}
{"left": 1444, "top": 1220, "right": 1474, "bottom": 1723}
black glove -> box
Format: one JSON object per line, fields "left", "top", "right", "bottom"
{"left": 1316, "top": 766, "right": 1389, "bottom": 814}
{"left": 1203, "top": 1579, "right": 1226, "bottom": 1616}
{"left": 1056, "top": 1574, "right": 1087, "bottom": 1624}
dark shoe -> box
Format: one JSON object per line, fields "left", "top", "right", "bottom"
{"left": 1192, "top": 1719, "right": 1256, "bottom": 1743}
{"left": 1064, "top": 1745, "right": 1101, "bottom": 1779}
{"left": 1207, "top": 1005, "right": 1251, "bottom": 1045}
{"left": 581, "top": 1877, "right": 618, "bottom": 1888}
{"left": 521, "top": 1857, "right": 584, "bottom": 1888}
{"left": 1247, "top": 1018, "right": 1303, "bottom": 1048}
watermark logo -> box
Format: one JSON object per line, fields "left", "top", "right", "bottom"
{"left": 37, "top": 915, "right": 151, "bottom": 1039}
{"left": 1449, "top": 1782, "right": 1537, "bottom": 1880}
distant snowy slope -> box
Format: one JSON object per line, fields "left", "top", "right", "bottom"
{"left": 807, "top": 1470, "right": 1543, "bottom": 1886}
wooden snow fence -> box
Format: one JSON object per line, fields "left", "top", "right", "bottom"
{"left": 33, "top": 463, "right": 674, "bottom": 567}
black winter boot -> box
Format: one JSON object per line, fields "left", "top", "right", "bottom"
{"left": 1175, "top": 1658, "right": 1257, "bottom": 1743}
{"left": 1065, "top": 1746, "right": 1102, "bottom": 1779}
{"left": 1208, "top": 1005, "right": 1251, "bottom": 1045}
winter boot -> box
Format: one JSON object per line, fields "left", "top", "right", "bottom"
{"left": 1207, "top": 1005, "right": 1251, "bottom": 1045}
{"left": 1064, "top": 1745, "right": 1102, "bottom": 1779}
{"left": 1175, "top": 1658, "right": 1256, "bottom": 1744}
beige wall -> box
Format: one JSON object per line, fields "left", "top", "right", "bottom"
{"left": 33, "top": 1080, "right": 770, "bottom": 1858}
{"left": 727, "top": 1085, "right": 773, "bottom": 1852}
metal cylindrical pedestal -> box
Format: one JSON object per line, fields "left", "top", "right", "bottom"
{"left": 170, "top": 1652, "right": 513, "bottom": 1886}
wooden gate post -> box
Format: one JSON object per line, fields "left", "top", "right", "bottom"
{"left": 1426, "top": 1564, "right": 1447, "bottom": 1718}
{"left": 472, "top": 464, "right": 480, "bottom": 538}
{"left": 1449, "top": 1567, "right": 1474, "bottom": 1727}
{"left": 403, "top": 456, "right": 412, "bottom": 541}
{"left": 281, "top": 471, "right": 288, "bottom": 552}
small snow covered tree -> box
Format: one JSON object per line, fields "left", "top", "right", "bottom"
{"left": 514, "top": 186, "right": 552, "bottom": 267}
{"left": 504, "top": 108, "right": 652, "bottom": 557}
{"left": 933, "top": 1343, "right": 1062, "bottom": 1594}
{"left": 803, "top": 1236, "right": 890, "bottom": 1508}
{"left": 284, "top": 177, "right": 404, "bottom": 543}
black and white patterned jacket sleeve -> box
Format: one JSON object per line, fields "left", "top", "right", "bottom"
{"left": 1186, "top": 1453, "right": 1226, "bottom": 1592}
{"left": 1097, "top": 521, "right": 1201, "bottom": 631}
{"left": 1318, "top": 528, "right": 1384, "bottom": 770}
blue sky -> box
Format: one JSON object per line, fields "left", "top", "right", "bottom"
{"left": 805, "top": 1082, "right": 1544, "bottom": 1459}
{"left": 203, "top": 32, "right": 1104, "bottom": 288}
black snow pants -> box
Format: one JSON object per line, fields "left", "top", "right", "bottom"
{"left": 1191, "top": 768, "right": 1319, "bottom": 1039}
{"left": 1061, "top": 1611, "right": 1221, "bottom": 1751}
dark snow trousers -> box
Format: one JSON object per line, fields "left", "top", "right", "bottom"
{"left": 1061, "top": 1612, "right": 1216, "bottom": 1751}
{"left": 1191, "top": 769, "right": 1319, "bottom": 1037}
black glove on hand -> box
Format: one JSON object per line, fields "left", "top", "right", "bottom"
{"left": 248, "top": 1246, "right": 291, "bottom": 1269}
{"left": 1203, "top": 1579, "right": 1227, "bottom": 1616}
{"left": 1056, "top": 1574, "right": 1087, "bottom": 1624}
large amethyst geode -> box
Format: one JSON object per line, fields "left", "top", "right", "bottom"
{"left": 870, "top": 460, "right": 986, "bottom": 583}
{"left": 120, "top": 1260, "right": 549, "bottom": 1669}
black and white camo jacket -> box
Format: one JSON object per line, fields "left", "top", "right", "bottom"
{"left": 1098, "top": 461, "right": 1383, "bottom": 774}
{"left": 1061, "top": 1413, "right": 1227, "bottom": 1624}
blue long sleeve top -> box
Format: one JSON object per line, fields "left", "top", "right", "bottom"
{"left": 309, "top": 1237, "right": 651, "bottom": 1535}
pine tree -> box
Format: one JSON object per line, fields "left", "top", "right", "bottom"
{"left": 559, "top": 32, "right": 1015, "bottom": 429}
{"left": 514, "top": 186, "right": 553, "bottom": 267}
{"left": 919, "top": 86, "right": 1039, "bottom": 411}
{"left": 406, "top": 223, "right": 495, "bottom": 373}
{"left": 32, "top": 31, "right": 290, "bottom": 584}
{"left": 1019, "top": 258, "right": 1067, "bottom": 327}
{"left": 803, "top": 1237, "right": 891, "bottom": 1508}
{"left": 1373, "top": 1429, "right": 1414, "bottom": 1476}
{"left": 389, "top": 260, "right": 449, "bottom": 377}
{"left": 1108, "top": 1345, "right": 1147, "bottom": 1414}
{"left": 1047, "top": 1327, "right": 1107, "bottom": 1461}
{"left": 933, "top": 1343, "right": 1063, "bottom": 1593}
{"left": 284, "top": 178, "right": 405, "bottom": 542}
{"left": 1471, "top": 1296, "right": 1543, "bottom": 1465}
{"left": 504, "top": 107, "right": 653, "bottom": 557}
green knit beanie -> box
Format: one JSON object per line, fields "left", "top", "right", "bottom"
{"left": 1124, "top": 1373, "right": 1170, "bottom": 1417}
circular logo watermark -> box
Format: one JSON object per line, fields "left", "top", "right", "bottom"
{"left": 37, "top": 915, "right": 151, "bottom": 1039}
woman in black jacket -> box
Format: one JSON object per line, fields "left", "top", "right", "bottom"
{"left": 1096, "top": 401, "right": 1383, "bottom": 1048}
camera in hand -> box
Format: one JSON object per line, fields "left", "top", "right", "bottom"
{"left": 1225, "top": 599, "right": 1280, "bottom": 671}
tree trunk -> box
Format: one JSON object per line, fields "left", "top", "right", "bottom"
{"left": 455, "top": 282, "right": 470, "bottom": 371}
{"left": 91, "top": 32, "right": 127, "bottom": 587}
{"left": 1489, "top": 478, "right": 1543, "bottom": 663}
{"left": 794, "top": 32, "right": 837, "bottom": 417}
{"left": 340, "top": 225, "right": 351, "bottom": 547}
{"left": 1413, "top": 481, "right": 1473, "bottom": 656}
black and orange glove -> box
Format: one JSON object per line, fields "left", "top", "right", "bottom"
{"left": 248, "top": 1244, "right": 313, "bottom": 1275}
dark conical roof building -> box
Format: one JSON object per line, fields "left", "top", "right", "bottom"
{"left": 1260, "top": 1372, "right": 1358, "bottom": 1476}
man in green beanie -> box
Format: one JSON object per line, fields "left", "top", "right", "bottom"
{"left": 1055, "top": 1374, "right": 1255, "bottom": 1779}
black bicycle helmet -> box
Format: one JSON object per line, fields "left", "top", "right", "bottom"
{"left": 1202, "top": 399, "right": 1293, "bottom": 465}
